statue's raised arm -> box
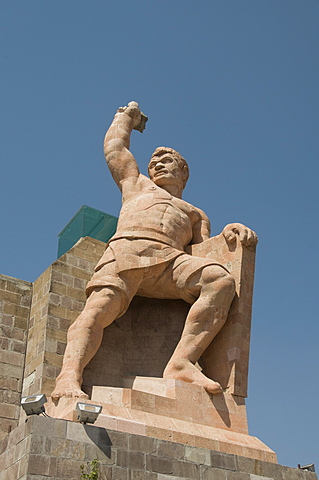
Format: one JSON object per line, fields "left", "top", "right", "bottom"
{"left": 52, "top": 101, "right": 257, "bottom": 402}
{"left": 103, "top": 101, "right": 148, "bottom": 190}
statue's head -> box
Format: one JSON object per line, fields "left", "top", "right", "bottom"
{"left": 148, "top": 147, "right": 189, "bottom": 191}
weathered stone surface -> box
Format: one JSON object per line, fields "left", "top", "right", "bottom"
{"left": 172, "top": 458, "right": 200, "bottom": 479}
{"left": 0, "top": 416, "right": 317, "bottom": 480}
{"left": 85, "top": 443, "right": 115, "bottom": 463}
{"left": 132, "top": 471, "right": 158, "bottom": 480}
{"left": 117, "top": 449, "right": 145, "bottom": 470}
{"left": 158, "top": 475, "right": 186, "bottom": 480}
{"left": 108, "top": 429, "right": 129, "bottom": 450}
{"left": 184, "top": 445, "right": 211, "bottom": 465}
{"left": 0, "top": 274, "right": 32, "bottom": 437}
{"left": 146, "top": 454, "right": 174, "bottom": 475}
{"left": 112, "top": 465, "right": 129, "bottom": 480}
{"left": 201, "top": 466, "right": 228, "bottom": 480}
{"left": 28, "top": 454, "right": 51, "bottom": 475}
{"left": 211, "top": 451, "right": 237, "bottom": 470}
{"left": 226, "top": 472, "right": 251, "bottom": 480}
{"left": 251, "top": 475, "right": 275, "bottom": 480}
{"left": 129, "top": 434, "right": 157, "bottom": 454}
{"left": 157, "top": 439, "right": 185, "bottom": 460}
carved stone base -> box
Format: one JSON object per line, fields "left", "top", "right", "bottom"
{"left": 47, "top": 377, "right": 276, "bottom": 463}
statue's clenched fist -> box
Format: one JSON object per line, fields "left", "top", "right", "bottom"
{"left": 222, "top": 223, "right": 258, "bottom": 247}
{"left": 117, "top": 101, "right": 148, "bottom": 132}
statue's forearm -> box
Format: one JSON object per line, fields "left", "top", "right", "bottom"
{"left": 104, "top": 100, "right": 146, "bottom": 158}
{"left": 104, "top": 111, "right": 134, "bottom": 158}
{"left": 103, "top": 107, "right": 140, "bottom": 186}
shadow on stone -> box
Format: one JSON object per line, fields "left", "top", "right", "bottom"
{"left": 84, "top": 424, "right": 112, "bottom": 458}
{"left": 211, "top": 393, "right": 231, "bottom": 428}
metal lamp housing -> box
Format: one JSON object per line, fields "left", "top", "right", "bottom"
{"left": 76, "top": 402, "right": 102, "bottom": 424}
{"left": 21, "top": 394, "right": 47, "bottom": 416}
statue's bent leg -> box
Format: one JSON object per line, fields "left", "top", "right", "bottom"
{"left": 163, "top": 266, "right": 235, "bottom": 394}
{"left": 51, "top": 285, "right": 131, "bottom": 400}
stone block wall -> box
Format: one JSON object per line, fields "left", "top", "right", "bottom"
{"left": 82, "top": 297, "right": 190, "bottom": 395}
{"left": 21, "top": 237, "right": 105, "bottom": 400}
{"left": 22, "top": 266, "right": 51, "bottom": 398}
{"left": 0, "top": 274, "right": 32, "bottom": 438}
{"left": 0, "top": 416, "right": 317, "bottom": 480}
{"left": 0, "top": 238, "right": 106, "bottom": 435}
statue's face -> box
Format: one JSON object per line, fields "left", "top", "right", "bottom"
{"left": 148, "top": 154, "right": 186, "bottom": 189}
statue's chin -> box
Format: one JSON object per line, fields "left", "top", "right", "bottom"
{"left": 152, "top": 175, "right": 176, "bottom": 186}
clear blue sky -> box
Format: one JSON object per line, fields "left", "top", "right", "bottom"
{"left": 1, "top": 1, "right": 318, "bottom": 470}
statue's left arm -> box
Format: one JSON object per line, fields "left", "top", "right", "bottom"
{"left": 191, "top": 210, "right": 258, "bottom": 248}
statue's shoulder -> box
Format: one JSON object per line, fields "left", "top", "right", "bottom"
{"left": 121, "top": 173, "right": 154, "bottom": 201}
{"left": 194, "top": 205, "right": 210, "bottom": 222}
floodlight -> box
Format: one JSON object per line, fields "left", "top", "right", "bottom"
{"left": 21, "top": 394, "right": 47, "bottom": 416}
{"left": 76, "top": 402, "right": 102, "bottom": 424}
{"left": 298, "top": 464, "right": 315, "bottom": 472}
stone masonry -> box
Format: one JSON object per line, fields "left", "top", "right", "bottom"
{"left": 21, "top": 238, "right": 105, "bottom": 400}
{"left": 0, "top": 275, "right": 32, "bottom": 439}
{"left": 0, "top": 416, "right": 317, "bottom": 480}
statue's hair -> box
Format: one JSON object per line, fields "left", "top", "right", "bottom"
{"left": 148, "top": 147, "right": 189, "bottom": 188}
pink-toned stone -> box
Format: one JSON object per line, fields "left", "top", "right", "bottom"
{"left": 47, "top": 376, "right": 276, "bottom": 463}
{"left": 13, "top": 102, "right": 270, "bottom": 464}
{"left": 52, "top": 101, "right": 257, "bottom": 402}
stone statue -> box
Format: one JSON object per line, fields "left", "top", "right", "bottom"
{"left": 52, "top": 101, "right": 257, "bottom": 400}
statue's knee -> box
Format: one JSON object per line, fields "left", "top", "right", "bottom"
{"left": 201, "top": 266, "right": 235, "bottom": 293}
{"left": 221, "top": 273, "right": 236, "bottom": 295}
{"left": 82, "top": 287, "right": 127, "bottom": 324}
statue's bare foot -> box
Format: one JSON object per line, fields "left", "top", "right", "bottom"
{"left": 163, "top": 360, "right": 223, "bottom": 395}
{"left": 51, "top": 379, "right": 89, "bottom": 400}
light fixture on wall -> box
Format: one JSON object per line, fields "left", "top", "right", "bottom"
{"left": 76, "top": 402, "right": 102, "bottom": 424}
{"left": 21, "top": 394, "right": 47, "bottom": 416}
{"left": 298, "top": 464, "right": 315, "bottom": 472}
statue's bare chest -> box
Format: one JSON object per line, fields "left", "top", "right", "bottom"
{"left": 121, "top": 187, "right": 199, "bottom": 226}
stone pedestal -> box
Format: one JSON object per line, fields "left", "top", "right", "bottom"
{"left": 1, "top": 236, "right": 318, "bottom": 479}
{"left": 1, "top": 416, "right": 317, "bottom": 480}
{"left": 47, "top": 376, "right": 276, "bottom": 463}
{"left": 2, "top": 235, "right": 275, "bottom": 463}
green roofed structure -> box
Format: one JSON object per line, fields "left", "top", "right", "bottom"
{"left": 57, "top": 205, "right": 118, "bottom": 258}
